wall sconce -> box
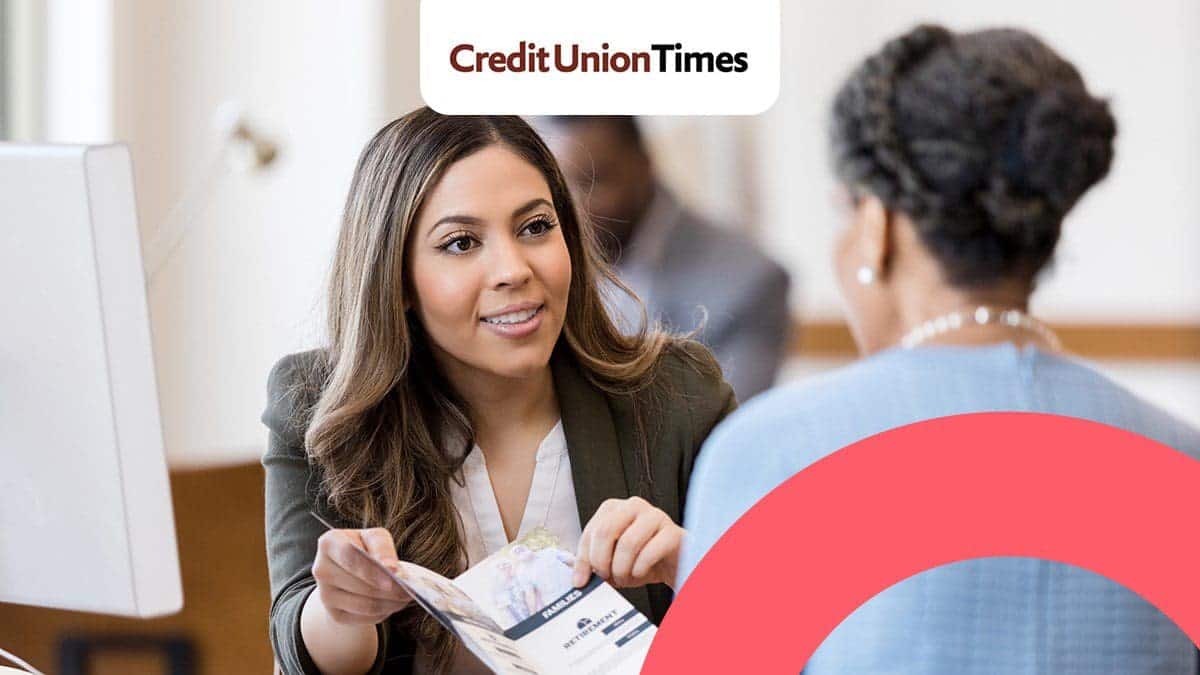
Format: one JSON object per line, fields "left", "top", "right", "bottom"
{"left": 144, "top": 102, "right": 281, "bottom": 283}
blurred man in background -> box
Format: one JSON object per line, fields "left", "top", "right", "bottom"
{"left": 536, "top": 116, "right": 792, "bottom": 401}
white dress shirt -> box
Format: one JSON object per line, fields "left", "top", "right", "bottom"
{"left": 414, "top": 420, "right": 582, "bottom": 674}
{"left": 450, "top": 419, "right": 582, "bottom": 566}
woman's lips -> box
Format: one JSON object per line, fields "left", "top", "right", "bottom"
{"left": 479, "top": 304, "right": 545, "bottom": 339}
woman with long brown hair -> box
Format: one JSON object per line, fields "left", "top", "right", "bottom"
{"left": 262, "top": 109, "right": 734, "bottom": 674}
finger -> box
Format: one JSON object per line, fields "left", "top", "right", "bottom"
{"left": 320, "top": 585, "right": 408, "bottom": 623}
{"left": 327, "top": 586, "right": 403, "bottom": 619}
{"left": 610, "top": 512, "right": 662, "bottom": 587}
{"left": 312, "top": 551, "right": 378, "bottom": 595}
{"left": 320, "top": 531, "right": 382, "bottom": 582}
{"left": 345, "top": 530, "right": 405, "bottom": 592}
{"left": 632, "top": 526, "right": 684, "bottom": 585}
{"left": 573, "top": 528, "right": 593, "bottom": 587}
{"left": 359, "top": 528, "right": 405, "bottom": 594}
{"left": 361, "top": 527, "right": 399, "bottom": 566}
{"left": 321, "top": 531, "right": 403, "bottom": 594}
{"left": 314, "top": 552, "right": 410, "bottom": 602}
{"left": 574, "top": 498, "right": 636, "bottom": 586}
{"left": 586, "top": 502, "right": 639, "bottom": 583}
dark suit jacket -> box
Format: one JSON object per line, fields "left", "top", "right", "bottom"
{"left": 262, "top": 340, "right": 735, "bottom": 674}
{"left": 613, "top": 188, "right": 792, "bottom": 403}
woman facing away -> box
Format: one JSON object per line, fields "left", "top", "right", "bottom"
{"left": 679, "top": 25, "right": 1199, "bottom": 674}
{"left": 262, "top": 110, "right": 734, "bottom": 674}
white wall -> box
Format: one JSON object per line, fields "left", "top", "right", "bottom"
{"left": 744, "top": 0, "right": 1200, "bottom": 322}
{"left": 34, "top": 0, "right": 417, "bottom": 468}
{"left": 120, "top": 0, "right": 426, "bottom": 469}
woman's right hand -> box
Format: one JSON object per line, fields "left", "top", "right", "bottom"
{"left": 312, "top": 527, "right": 412, "bottom": 625}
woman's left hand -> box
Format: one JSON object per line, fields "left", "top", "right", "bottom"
{"left": 572, "top": 496, "right": 685, "bottom": 590}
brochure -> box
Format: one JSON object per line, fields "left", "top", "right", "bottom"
{"left": 377, "top": 528, "right": 656, "bottom": 675}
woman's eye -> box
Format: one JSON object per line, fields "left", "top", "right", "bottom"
{"left": 522, "top": 217, "right": 556, "bottom": 237}
{"left": 442, "top": 236, "right": 478, "bottom": 254}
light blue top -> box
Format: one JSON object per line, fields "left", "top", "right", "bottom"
{"left": 679, "top": 343, "right": 1199, "bottom": 674}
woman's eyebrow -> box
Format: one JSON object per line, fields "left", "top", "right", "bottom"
{"left": 430, "top": 213, "right": 484, "bottom": 231}
{"left": 428, "top": 198, "right": 553, "bottom": 236}
{"left": 510, "top": 198, "right": 553, "bottom": 219}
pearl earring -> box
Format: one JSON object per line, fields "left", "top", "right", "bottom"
{"left": 856, "top": 266, "right": 877, "bottom": 286}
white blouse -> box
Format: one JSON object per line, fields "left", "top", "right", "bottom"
{"left": 413, "top": 420, "right": 582, "bottom": 674}
{"left": 450, "top": 419, "right": 582, "bottom": 565}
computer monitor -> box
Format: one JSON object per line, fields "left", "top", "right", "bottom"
{"left": 0, "top": 143, "right": 182, "bottom": 617}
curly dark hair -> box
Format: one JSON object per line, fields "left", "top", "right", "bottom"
{"left": 830, "top": 24, "right": 1117, "bottom": 286}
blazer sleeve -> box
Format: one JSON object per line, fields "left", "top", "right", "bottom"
{"left": 261, "top": 352, "right": 391, "bottom": 675}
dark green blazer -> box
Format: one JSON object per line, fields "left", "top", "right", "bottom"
{"left": 262, "top": 340, "right": 735, "bottom": 674}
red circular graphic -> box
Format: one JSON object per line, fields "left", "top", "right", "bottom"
{"left": 645, "top": 413, "right": 1200, "bottom": 673}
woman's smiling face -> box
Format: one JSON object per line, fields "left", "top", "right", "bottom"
{"left": 408, "top": 144, "right": 572, "bottom": 383}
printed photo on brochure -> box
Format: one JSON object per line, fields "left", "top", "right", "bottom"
{"left": 371, "top": 528, "right": 656, "bottom": 674}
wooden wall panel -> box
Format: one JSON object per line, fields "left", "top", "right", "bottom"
{"left": 792, "top": 321, "right": 1200, "bottom": 360}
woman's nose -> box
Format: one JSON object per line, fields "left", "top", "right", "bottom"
{"left": 487, "top": 237, "right": 533, "bottom": 289}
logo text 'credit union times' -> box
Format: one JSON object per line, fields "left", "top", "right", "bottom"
{"left": 450, "top": 42, "right": 750, "bottom": 74}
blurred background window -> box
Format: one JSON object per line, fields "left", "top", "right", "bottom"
{"left": 0, "top": 0, "right": 42, "bottom": 141}
{"left": 1, "top": 1, "right": 8, "bottom": 138}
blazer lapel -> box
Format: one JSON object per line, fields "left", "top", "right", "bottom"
{"left": 550, "top": 346, "right": 654, "bottom": 618}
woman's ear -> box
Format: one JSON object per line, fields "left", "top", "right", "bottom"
{"left": 855, "top": 193, "right": 891, "bottom": 280}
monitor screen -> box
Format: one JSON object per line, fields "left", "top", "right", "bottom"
{"left": 0, "top": 143, "right": 182, "bottom": 617}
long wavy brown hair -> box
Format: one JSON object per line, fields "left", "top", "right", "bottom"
{"left": 302, "top": 108, "right": 695, "bottom": 668}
